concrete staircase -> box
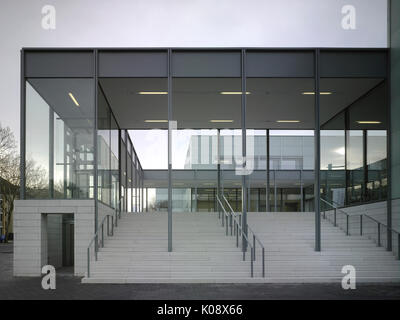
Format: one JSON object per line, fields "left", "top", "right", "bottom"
{"left": 248, "top": 212, "right": 400, "bottom": 283}
{"left": 82, "top": 212, "right": 400, "bottom": 283}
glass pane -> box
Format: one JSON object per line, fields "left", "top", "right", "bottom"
{"left": 25, "top": 78, "right": 94, "bottom": 199}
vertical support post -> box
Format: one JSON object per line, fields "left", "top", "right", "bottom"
{"left": 378, "top": 222, "right": 381, "bottom": 247}
{"left": 107, "top": 215, "right": 109, "bottom": 236}
{"left": 236, "top": 223, "right": 239, "bottom": 247}
{"left": 146, "top": 187, "right": 148, "bottom": 212}
{"left": 194, "top": 185, "right": 198, "bottom": 213}
{"left": 94, "top": 49, "right": 99, "bottom": 251}
{"left": 101, "top": 223, "right": 104, "bottom": 248}
{"left": 141, "top": 176, "right": 144, "bottom": 212}
{"left": 360, "top": 215, "right": 363, "bottom": 236}
{"left": 346, "top": 215, "right": 349, "bottom": 236}
{"left": 362, "top": 129, "right": 368, "bottom": 203}
{"left": 397, "top": 233, "right": 400, "bottom": 260}
{"left": 386, "top": 47, "right": 392, "bottom": 252}
{"left": 111, "top": 215, "right": 114, "bottom": 236}
{"left": 241, "top": 49, "right": 248, "bottom": 253}
{"left": 262, "top": 247, "right": 265, "bottom": 277}
{"left": 274, "top": 171, "right": 277, "bottom": 212}
{"left": 49, "top": 110, "right": 54, "bottom": 198}
{"left": 217, "top": 129, "right": 221, "bottom": 217}
{"left": 253, "top": 234, "right": 256, "bottom": 261}
{"left": 87, "top": 247, "right": 90, "bottom": 278}
{"left": 20, "top": 50, "right": 26, "bottom": 200}
{"left": 266, "top": 129, "right": 270, "bottom": 212}
{"left": 314, "top": 49, "right": 321, "bottom": 252}
{"left": 167, "top": 49, "right": 173, "bottom": 252}
{"left": 300, "top": 170, "right": 303, "bottom": 212}
{"left": 334, "top": 208, "right": 337, "bottom": 227}
{"left": 251, "top": 248, "right": 254, "bottom": 278}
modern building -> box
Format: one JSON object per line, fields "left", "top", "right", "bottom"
{"left": 12, "top": 0, "right": 400, "bottom": 282}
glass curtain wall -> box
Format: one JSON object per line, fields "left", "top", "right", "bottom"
{"left": 25, "top": 78, "right": 95, "bottom": 199}
{"left": 172, "top": 51, "right": 242, "bottom": 213}
{"left": 320, "top": 51, "right": 388, "bottom": 208}
{"left": 246, "top": 51, "right": 315, "bottom": 212}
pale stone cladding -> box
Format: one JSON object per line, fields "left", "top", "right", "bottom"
{"left": 13, "top": 200, "right": 96, "bottom": 277}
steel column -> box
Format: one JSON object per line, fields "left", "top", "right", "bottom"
{"left": 314, "top": 49, "right": 321, "bottom": 252}
{"left": 49, "top": 109, "right": 54, "bottom": 198}
{"left": 386, "top": 48, "right": 392, "bottom": 251}
{"left": 20, "top": 50, "right": 25, "bottom": 200}
{"left": 300, "top": 170, "right": 303, "bottom": 212}
{"left": 241, "top": 49, "right": 248, "bottom": 252}
{"left": 167, "top": 49, "right": 173, "bottom": 252}
{"left": 94, "top": 49, "right": 99, "bottom": 237}
{"left": 217, "top": 129, "right": 221, "bottom": 216}
{"left": 266, "top": 129, "right": 270, "bottom": 212}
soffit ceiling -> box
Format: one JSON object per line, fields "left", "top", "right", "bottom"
{"left": 99, "top": 77, "right": 383, "bottom": 130}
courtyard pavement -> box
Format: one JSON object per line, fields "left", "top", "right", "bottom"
{"left": 1, "top": 243, "right": 400, "bottom": 300}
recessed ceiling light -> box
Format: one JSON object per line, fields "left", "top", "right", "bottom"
{"left": 68, "top": 93, "right": 79, "bottom": 106}
{"left": 144, "top": 120, "right": 168, "bottom": 123}
{"left": 210, "top": 120, "right": 234, "bottom": 123}
{"left": 219, "top": 91, "right": 251, "bottom": 95}
{"left": 302, "top": 92, "right": 332, "bottom": 95}
{"left": 138, "top": 91, "right": 168, "bottom": 95}
{"left": 357, "top": 121, "right": 382, "bottom": 124}
{"left": 276, "top": 120, "right": 300, "bottom": 123}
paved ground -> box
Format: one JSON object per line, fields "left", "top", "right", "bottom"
{"left": 1, "top": 243, "right": 400, "bottom": 300}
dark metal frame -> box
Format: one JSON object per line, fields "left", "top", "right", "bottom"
{"left": 20, "top": 47, "right": 390, "bottom": 253}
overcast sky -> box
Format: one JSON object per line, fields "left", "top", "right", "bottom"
{"left": 0, "top": 0, "right": 387, "bottom": 146}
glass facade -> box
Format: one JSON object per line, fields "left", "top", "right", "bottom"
{"left": 321, "top": 80, "right": 388, "bottom": 208}
{"left": 25, "top": 78, "right": 95, "bottom": 199}
{"left": 21, "top": 49, "right": 390, "bottom": 234}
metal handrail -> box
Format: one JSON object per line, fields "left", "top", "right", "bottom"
{"left": 87, "top": 201, "right": 122, "bottom": 278}
{"left": 321, "top": 198, "right": 400, "bottom": 260}
{"left": 217, "top": 195, "right": 265, "bottom": 278}
{"left": 363, "top": 214, "right": 400, "bottom": 257}
{"left": 321, "top": 197, "right": 352, "bottom": 235}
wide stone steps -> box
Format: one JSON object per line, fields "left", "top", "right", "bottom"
{"left": 82, "top": 212, "right": 400, "bottom": 283}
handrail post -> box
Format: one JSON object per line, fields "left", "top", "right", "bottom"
{"left": 360, "top": 215, "right": 363, "bottom": 236}
{"left": 251, "top": 248, "right": 254, "bottom": 278}
{"left": 87, "top": 247, "right": 90, "bottom": 278}
{"left": 262, "top": 247, "right": 265, "bottom": 278}
{"left": 253, "top": 235, "right": 256, "bottom": 261}
{"left": 236, "top": 223, "right": 239, "bottom": 247}
{"left": 397, "top": 233, "right": 400, "bottom": 260}
{"left": 107, "top": 215, "right": 109, "bottom": 236}
{"left": 226, "top": 215, "right": 228, "bottom": 236}
{"left": 332, "top": 208, "right": 335, "bottom": 226}
{"left": 101, "top": 223, "right": 104, "bottom": 248}
{"left": 346, "top": 215, "right": 349, "bottom": 236}
{"left": 230, "top": 214, "right": 233, "bottom": 236}
{"left": 95, "top": 241, "right": 98, "bottom": 261}
{"left": 111, "top": 215, "right": 114, "bottom": 236}
{"left": 377, "top": 222, "right": 381, "bottom": 247}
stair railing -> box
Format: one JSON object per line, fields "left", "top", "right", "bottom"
{"left": 86, "top": 201, "right": 122, "bottom": 278}
{"left": 321, "top": 197, "right": 400, "bottom": 260}
{"left": 216, "top": 195, "right": 265, "bottom": 278}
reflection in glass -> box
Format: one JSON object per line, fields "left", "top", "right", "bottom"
{"left": 25, "top": 79, "right": 94, "bottom": 199}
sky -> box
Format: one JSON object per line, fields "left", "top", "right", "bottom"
{"left": 0, "top": 0, "right": 387, "bottom": 146}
